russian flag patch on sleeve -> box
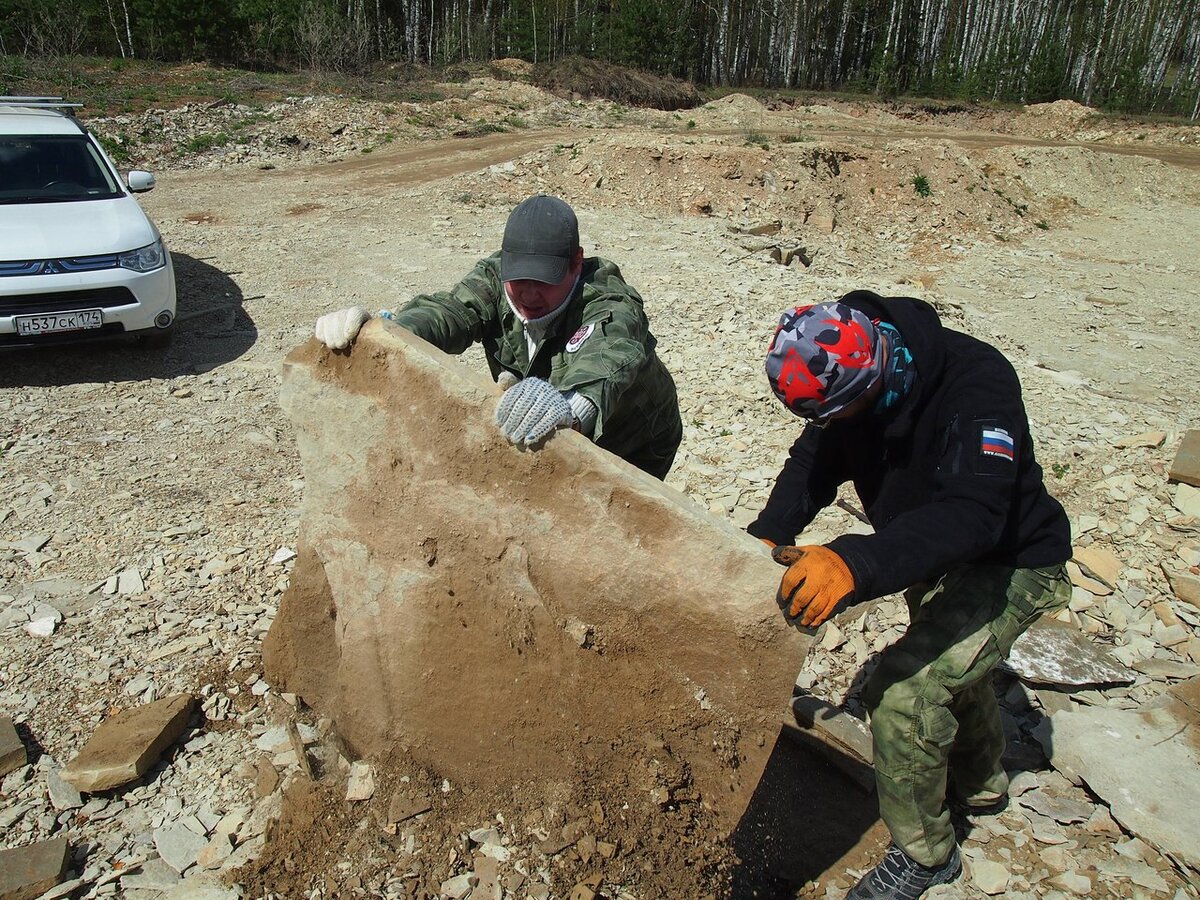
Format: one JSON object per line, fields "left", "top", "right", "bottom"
{"left": 980, "top": 426, "right": 1015, "bottom": 461}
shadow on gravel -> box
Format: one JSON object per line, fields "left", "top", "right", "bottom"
{"left": 0, "top": 254, "right": 257, "bottom": 388}
{"left": 728, "top": 731, "right": 883, "bottom": 898}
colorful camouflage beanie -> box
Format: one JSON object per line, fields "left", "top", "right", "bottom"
{"left": 765, "top": 303, "right": 885, "bottom": 418}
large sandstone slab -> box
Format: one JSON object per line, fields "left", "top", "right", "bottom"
{"left": 264, "top": 322, "right": 811, "bottom": 833}
{"left": 60, "top": 694, "right": 196, "bottom": 792}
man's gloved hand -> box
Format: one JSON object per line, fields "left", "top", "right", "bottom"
{"left": 314, "top": 306, "right": 371, "bottom": 350}
{"left": 771, "top": 544, "right": 855, "bottom": 627}
{"left": 495, "top": 377, "right": 574, "bottom": 447}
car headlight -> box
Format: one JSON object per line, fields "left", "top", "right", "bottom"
{"left": 118, "top": 239, "right": 167, "bottom": 272}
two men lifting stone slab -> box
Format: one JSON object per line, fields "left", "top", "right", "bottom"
{"left": 309, "top": 196, "right": 1071, "bottom": 900}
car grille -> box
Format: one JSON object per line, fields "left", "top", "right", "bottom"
{"left": 0, "top": 286, "right": 137, "bottom": 315}
{"left": 0, "top": 254, "right": 120, "bottom": 276}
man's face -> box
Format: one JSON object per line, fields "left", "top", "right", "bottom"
{"left": 505, "top": 250, "right": 583, "bottom": 320}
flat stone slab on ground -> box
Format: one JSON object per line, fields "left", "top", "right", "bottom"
{"left": 1002, "top": 616, "right": 1135, "bottom": 686}
{"left": 1168, "top": 429, "right": 1200, "bottom": 487}
{"left": 155, "top": 822, "right": 209, "bottom": 874}
{"left": 60, "top": 694, "right": 196, "bottom": 792}
{"left": 0, "top": 836, "right": 69, "bottom": 900}
{"left": 1033, "top": 698, "right": 1200, "bottom": 868}
{"left": 1166, "top": 569, "right": 1200, "bottom": 608}
{"left": 0, "top": 714, "right": 26, "bottom": 777}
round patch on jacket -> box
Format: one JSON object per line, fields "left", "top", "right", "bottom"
{"left": 566, "top": 322, "right": 595, "bottom": 353}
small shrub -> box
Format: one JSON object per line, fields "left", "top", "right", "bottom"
{"left": 97, "top": 132, "right": 131, "bottom": 165}
{"left": 1035, "top": 220, "right": 1049, "bottom": 230}
{"left": 183, "top": 132, "right": 230, "bottom": 154}
{"left": 912, "top": 174, "right": 932, "bottom": 197}
{"left": 687, "top": 120, "right": 696, "bottom": 129}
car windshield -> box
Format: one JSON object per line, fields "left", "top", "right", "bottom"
{"left": 0, "top": 135, "right": 123, "bottom": 204}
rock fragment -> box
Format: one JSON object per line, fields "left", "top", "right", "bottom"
{"left": 1167, "top": 429, "right": 1200, "bottom": 487}
{"left": 60, "top": 694, "right": 196, "bottom": 792}
{"left": 0, "top": 715, "right": 27, "bottom": 776}
{"left": 1003, "top": 616, "right": 1134, "bottom": 686}
{"left": 970, "top": 857, "right": 1010, "bottom": 894}
{"left": 0, "top": 836, "right": 69, "bottom": 900}
{"left": 1032, "top": 700, "right": 1200, "bottom": 868}
{"left": 345, "top": 761, "right": 375, "bottom": 801}
{"left": 155, "top": 822, "right": 209, "bottom": 873}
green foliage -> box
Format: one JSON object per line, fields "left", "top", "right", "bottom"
{"left": 0, "top": 0, "right": 1197, "bottom": 121}
{"left": 912, "top": 174, "right": 931, "bottom": 197}
{"left": 95, "top": 131, "right": 132, "bottom": 164}
{"left": 743, "top": 131, "right": 770, "bottom": 150}
{"left": 183, "top": 131, "right": 231, "bottom": 154}
{"left": 1051, "top": 462, "right": 1070, "bottom": 479}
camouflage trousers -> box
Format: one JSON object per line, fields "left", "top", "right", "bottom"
{"left": 862, "top": 563, "right": 1071, "bottom": 867}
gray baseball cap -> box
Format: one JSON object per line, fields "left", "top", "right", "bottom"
{"left": 501, "top": 195, "right": 580, "bottom": 284}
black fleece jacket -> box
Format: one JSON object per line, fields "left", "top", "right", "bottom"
{"left": 748, "top": 291, "right": 1071, "bottom": 602}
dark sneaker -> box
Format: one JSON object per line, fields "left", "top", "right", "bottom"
{"left": 846, "top": 843, "right": 962, "bottom": 900}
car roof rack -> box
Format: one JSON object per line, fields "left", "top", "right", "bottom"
{"left": 0, "top": 96, "right": 83, "bottom": 109}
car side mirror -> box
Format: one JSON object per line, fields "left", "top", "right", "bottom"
{"left": 127, "top": 170, "right": 156, "bottom": 193}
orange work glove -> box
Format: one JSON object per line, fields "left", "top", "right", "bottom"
{"left": 770, "top": 545, "right": 856, "bottom": 627}
{"left": 759, "top": 538, "right": 777, "bottom": 550}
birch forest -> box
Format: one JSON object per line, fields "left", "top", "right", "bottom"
{"left": 3, "top": 0, "right": 1199, "bottom": 118}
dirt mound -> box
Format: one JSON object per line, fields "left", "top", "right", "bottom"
{"left": 491, "top": 57, "right": 535, "bottom": 79}
{"left": 535, "top": 56, "right": 702, "bottom": 110}
{"left": 1009, "top": 99, "right": 1105, "bottom": 139}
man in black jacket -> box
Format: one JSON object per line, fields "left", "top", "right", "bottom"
{"left": 748, "top": 294, "right": 1071, "bottom": 900}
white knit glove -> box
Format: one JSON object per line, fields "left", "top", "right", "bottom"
{"left": 495, "top": 377, "right": 575, "bottom": 446}
{"left": 314, "top": 306, "right": 371, "bottom": 350}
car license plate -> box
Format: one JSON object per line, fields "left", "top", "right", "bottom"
{"left": 15, "top": 309, "right": 104, "bottom": 335}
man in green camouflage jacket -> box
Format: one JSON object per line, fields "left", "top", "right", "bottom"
{"left": 314, "top": 195, "right": 682, "bottom": 479}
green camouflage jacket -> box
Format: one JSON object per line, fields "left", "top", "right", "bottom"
{"left": 391, "top": 252, "right": 682, "bottom": 478}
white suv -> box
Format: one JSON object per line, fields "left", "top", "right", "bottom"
{"left": 0, "top": 97, "right": 176, "bottom": 348}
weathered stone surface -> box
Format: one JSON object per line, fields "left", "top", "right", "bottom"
{"left": 0, "top": 836, "right": 68, "bottom": 900}
{"left": 155, "top": 822, "right": 208, "bottom": 873}
{"left": 1071, "top": 545, "right": 1120, "bottom": 589}
{"left": 1033, "top": 700, "right": 1200, "bottom": 868}
{"left": 1166, "top": 569, "right": 1200, "bottom": 608}
{"left": 1168, "top": 429, "right": 1200, "bottom": 487}
{"left": 1174, "top": 483, "right": 1200, "bottom": 518}
{"left": 0, "top": 714, "right": 26, "bottom": 777}
{"left": 1113, "top": 431, "right": 1165, "bottom": 449}
{"left": 1003, "top": 616, "right": 1135, "bottom": 686}
{"left": 263, "top": 324, "right": 811, "bottom": 833}
{"left": 60, "top": 694, "right": 196, "bottom": 792}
